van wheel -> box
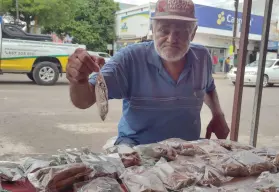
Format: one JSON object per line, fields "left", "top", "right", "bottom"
{"left": 33, "top": 62, "right": 59, "bottom": 85}
{"left": 26, "top": 73, "right": 34, "bottom": 81}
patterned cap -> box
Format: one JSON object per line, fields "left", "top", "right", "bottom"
{"left": 152, "top": 0, "right": 197, "bottom": 22}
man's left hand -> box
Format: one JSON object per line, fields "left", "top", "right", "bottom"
{"left": 206, "top": 114, "right": 230, "bottom": 139}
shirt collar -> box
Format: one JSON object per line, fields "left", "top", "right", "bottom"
{"left": 146, "top": 42, "right": 199, "bottom": 70}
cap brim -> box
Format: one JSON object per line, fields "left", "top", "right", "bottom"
{"left": 151, "top": 15, "right": 197, "bottom": 22}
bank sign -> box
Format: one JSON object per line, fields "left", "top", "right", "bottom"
{"left": 151, "top": 4, "right": 264, "bottom": 35}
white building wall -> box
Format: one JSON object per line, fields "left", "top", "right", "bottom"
{"left": 115, "top": 4, "right": 150, "bottom": 39}
{"left": 193, "top": 33, "right": 232, "bottom": 48}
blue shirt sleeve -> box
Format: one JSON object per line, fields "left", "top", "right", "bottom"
{"left": 205, "top": 50, "right": 216, "bottom": 93}
{"left": 89, "top": 48, "right": 130, "bottom": 99}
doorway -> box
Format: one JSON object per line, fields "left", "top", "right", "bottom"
{"left": 207, "top": 47, "right": 226, "bottom": 72}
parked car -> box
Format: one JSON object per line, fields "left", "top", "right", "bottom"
{"left": 88, "top": 51, "right": 111, "bottom": 63}
{"left": 227, "top": 59, "right": 279, "bottom": 87}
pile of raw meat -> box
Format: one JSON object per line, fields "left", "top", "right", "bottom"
{"left": 1, "top": 139, "right": 279, "bottom": 192}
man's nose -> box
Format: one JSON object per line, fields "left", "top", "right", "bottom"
{"left": 167, "top": 31, "right": 179, "bottom": 43}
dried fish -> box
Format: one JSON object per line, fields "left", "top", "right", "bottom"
{"left": 95, "top": 72, "right": 109, "bottom": 121}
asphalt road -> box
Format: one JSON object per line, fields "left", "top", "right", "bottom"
{"left": 1, "top": 74, "right": 279, "bottom": 156}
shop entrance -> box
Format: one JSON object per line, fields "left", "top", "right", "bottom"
{"left": 207, "top": 47, "right": 226, "bottom": 73}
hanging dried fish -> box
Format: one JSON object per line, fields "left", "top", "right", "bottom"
{"left": 95, "top": 72, "right": 108, "bottom": 121}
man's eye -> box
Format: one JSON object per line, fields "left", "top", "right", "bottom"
{"left": 159, "top": 29, "right": 168, "bottom": 34}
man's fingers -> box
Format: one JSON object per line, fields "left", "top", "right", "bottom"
{"left": 205, "top": 123, "right": 213, "bottom": 139}
{"left": 67, "top": 67, "right": 88, "bottom": 82}
{"left": 66, "top": 73, "right": 78, "bottom": 84}
{"left": 205, "top": 129, "right": 212, "bottom": 139}
{"left": 95, "top": 57, "right": 105, "bottom": 68}
{"left": 67, "top": 49, "right": 104, "bottom": 86}
{"left": 75, "top": 48, "right": 86, "bottom": 54}
{"left": 70, "top": 57, "right": 93, "bottom": 74}
{"left": 77, "top": 52, "right": 99, "bottom": 72}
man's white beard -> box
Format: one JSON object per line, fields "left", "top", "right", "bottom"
{"left": 154, "top": 40, "right": 190, "bottom": 62}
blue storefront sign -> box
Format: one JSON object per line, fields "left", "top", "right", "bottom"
{"left": 151, "top": 4, "right": 264, "bottom": 35}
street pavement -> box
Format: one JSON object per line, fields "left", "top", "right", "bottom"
{"left": 0, "top": 74, "right": 279, "bottom": 156}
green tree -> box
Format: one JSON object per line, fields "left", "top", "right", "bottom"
{"left": 43, "top": 0, "right": 119, "bottom": 52}
{"left": 2, "top": 0, "right": 76, "bottom": 33}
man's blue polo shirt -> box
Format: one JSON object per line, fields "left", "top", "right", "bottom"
{"left": 89, "top": 41, "right": 215, "bottom": 145}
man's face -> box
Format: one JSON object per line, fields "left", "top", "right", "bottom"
{"left": 153, "top": 19, "right": 197, "bottom": 62}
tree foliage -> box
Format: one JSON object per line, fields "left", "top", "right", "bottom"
{"left": 2, "top": 0, "right": 76, "bottom": 33}
{"left": 44, "top": 0, "right": 119, "bottom": 51}
{"left": 1, "top": 0, "right": 119, "bottom": 51}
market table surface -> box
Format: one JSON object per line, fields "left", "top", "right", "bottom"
{"left": 1, "top": 177, "right": 257, "bottom": 192}
{"left": 2, "top": 181, "right": 129, "bottom": 192}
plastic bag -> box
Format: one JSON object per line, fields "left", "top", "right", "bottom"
{"left": 134, "top": 143, "right": 177, "bottom": 162}
{"left": 95, "top": 72, "right": 109, "bottom": 121}
{"left": 190, "top": 140, "right": 229, "bottom": 155}
{"left": 232, "top": 151, "right": 275, "bottom": 176}
{"left": 74, "top": 177, "right": 125, "bottom": 192}
{"left": 82, "top": 157, "right": 125, "bottom": 179}
{"left": 20, "top": 157, "right": 51, "bottom": 175}
{"left": 253, "top": 171, "right": 279, "bottom": 191}
{"left": 252, "top": 147, "right": 279, "bottom": 167}
{"left": 183, "top": 186, "right": 252, "bottom": 192}
{"left": 159, "top": 138, "right": 196, "bottom": 156}
{"left": 213, "top": 139, "right": 254, "bottom": 152}
{"left": 115, "top": 145, "right": 141, "bottom": 168}
{"left": 103, "top": 136, "right": 118, "bottom": 152}
{"left": 219, "top": 156, "right": 250, "bottom": 177}
{"left": 182, "top": 186, "right": 218, "bottom": 192}
{"left": 152, "top": 158, "right": 196, "bottom": 190}
{"left": 105, "top": 145, "right": 141, "bottom": 168}
{"left": 28, "top": 163, "right": 93, "bottom": 192}
{"left": 171, "top": 157, "right": 230, "bottom": 187}
{"left": 57, "top": 148, "right": 125, "bottom": 177}
{"left": 0, "top": 161, "right": 24, "bottom": 182}
{"left": 120, "top": 166, "right": 167, "bottom": 192}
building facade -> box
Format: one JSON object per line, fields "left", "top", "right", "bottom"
{"left": 115, "top": 1, "right": 279, "bottom": 72}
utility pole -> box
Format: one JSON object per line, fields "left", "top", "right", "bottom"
{"left": 232, "top": 0, "right": 239, "bottom": 54}
{"left": 16, "top": 0, "right": 19, "bottom": 22}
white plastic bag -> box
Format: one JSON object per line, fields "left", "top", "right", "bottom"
{"left": 102, "top": 136, "right": 118, "bottom": 152}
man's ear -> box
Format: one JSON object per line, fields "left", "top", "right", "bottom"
{"left": 152, "top": 25, "right": 155, "bottom": 39}
{"left": 191, "top": 26, "right": 198, "bottom": 41}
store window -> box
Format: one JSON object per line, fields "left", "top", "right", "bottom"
{"left": 207, "top": 47, "right": 226, "bottom": 72}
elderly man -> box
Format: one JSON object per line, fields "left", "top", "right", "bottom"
{"left": 66, "top": 0, "right": 230, "bottom": 146}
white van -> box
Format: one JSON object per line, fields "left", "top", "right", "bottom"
{"left": 87, "top": 51, "right": 111, "bottom": 62}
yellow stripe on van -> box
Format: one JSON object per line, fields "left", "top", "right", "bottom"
{"left": 0, "top": 58, "right": 36, "bottom": 71}
{"left": 0, "top": 55, "right": 69, "bottom": 72}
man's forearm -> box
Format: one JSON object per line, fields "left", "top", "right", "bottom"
{"left": 204, "top": 89, "right": 224, "bottom": 116}
{"left": 70, "top": 82, "right": 96, "bottom": 109}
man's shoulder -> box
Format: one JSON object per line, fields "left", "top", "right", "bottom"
{"left": 189, "top": 43, "right": 210, "bottom": 55}
{"left": 116, "top": 42, "right": 151, "bottom": 56}
{"left": 110, "top": 41, "right": 154, "bottom": 68}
